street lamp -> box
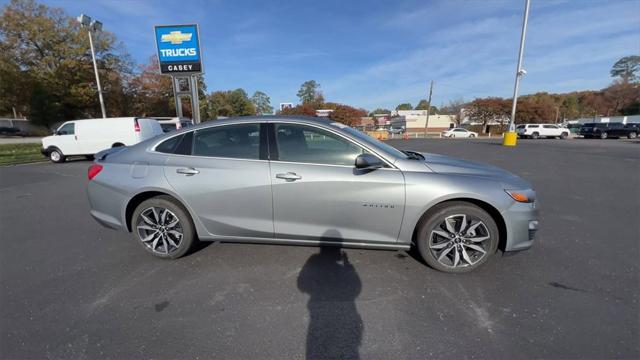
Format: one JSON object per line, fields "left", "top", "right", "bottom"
{"left": 77, "top": 14, "right": 107, "bottom": 118}
{"left": 503, "top": 0, "right": 531, "bottom": 147}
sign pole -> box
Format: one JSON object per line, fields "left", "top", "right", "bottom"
{"left": 190, "top": 75, "right": 201, "bottom": 124}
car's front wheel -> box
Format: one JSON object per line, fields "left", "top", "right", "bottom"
{"left": 560, "top": 132, "right": 568, "bottom": 139}
{"left": 131, "top": 196, "right": 196, "bottom": 259}
{"left": 49, "top": 148, "right": 65, "bottom": 163}
{"left": 531, "top": 132, "right": 539, "bottom": 139}
{"left": 416, "top": 202, "right": 499, "bottom": 273}
{"left": 628, "top": 132, "right": 637, "bottom": 139}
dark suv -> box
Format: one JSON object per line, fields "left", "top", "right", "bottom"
{"left": 578, "top": 122, "right": 639, "bottom": 139}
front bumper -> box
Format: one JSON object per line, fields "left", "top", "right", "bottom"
{"left": 501, "top": 200, "right": 539, "bottom": 252}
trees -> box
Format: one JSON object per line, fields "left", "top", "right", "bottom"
{"left": 369, "top": 108, "right": 390, "bottom": 116}
{"left": 395, "top": 103, "right": 412, "bottom": 110}
{"left": 328, "top": 104, "right": 367, "bottom": 126}
{"left": 610, "top": 55, "right": 640, "bottom": 83}
{"left": 0, "top": 0, "right": 134, "bottom": 125}
{"left": 280, "top": 103, "right": 317, "bottom": 116}
{"left": 251, "top": 91, "right": 273, "bottom": 115}
{"left": 414, "top": 100, "right": 438, "bottom": 113}
{"left": 297, "top": 80, "right": 321, "bottom": 104}
{"left": 440, "top": 98, "right": 465, "bottom": 125}
{"left": 206, "top": 89, "right": 256, "bottom": 119}
{"left": 128, "top": 56, "right": 174, "bottom": 117}
{"left": 466, "top": 98, "right": 510, "bottom": 131}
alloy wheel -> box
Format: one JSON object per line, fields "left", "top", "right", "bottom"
{"left": 136, "top": 206, "right": 183, "bottom": 255}
{"left": 428, "top": 214, "right": 491, "bottom": 268}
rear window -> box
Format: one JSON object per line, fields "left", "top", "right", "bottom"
{"left": 516, "top": 125, "right": 525, "bottom": 129}
{"left": 528, "top": 125, "right": 539, "bottom": 128}
{"left": 193, "top": 124, "right": 260, "bottom": 159}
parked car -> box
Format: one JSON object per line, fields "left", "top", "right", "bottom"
{"left": 516, "top": 124, "right": 570, "bottom": 139}
{"left": 441, "top": 128, "right": 478, "bottom": 138}
{"left": 0, "top": 127, "right": 24, "bottom": 137}
{"left": 152, "top": 117, "right": 194, "bottom": 133}
{"left": 86, "top": 116, "right": 539, "bottom": 273}
{"left": 387, "top": 127, "right": 405, "bottom": 134}
{"left": 578, "top": 122, "right": 638, "bottom": 139}
{"left": 41, "top": 117, "right": 163, "bottom": 163}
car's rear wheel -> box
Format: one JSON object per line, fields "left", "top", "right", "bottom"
{"left": 469, "top": 134, "right": 476, "bottom": 138}
{"left": 628, "top": 132, "right": 637, "bottom": 139}
{"left": 49, "top": 148, "right": 65, "bottom": 163}
{"left": 531, "top": 132, "right": 539, "bottom": 139}
{"left": 600, "top": 132, "right": 608, "bottom": 139}
{"left": 131, "top": 196, "right": 196, "bottom": 259}
{"left": 416, "top": 202, "right": 499, "bottom": 273}
{"left": 560, "top": 132, "right": 568, "bottom": 139}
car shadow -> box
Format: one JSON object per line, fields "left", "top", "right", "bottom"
{"left": 297, "top": 230, "right": 363, "bottom": 359}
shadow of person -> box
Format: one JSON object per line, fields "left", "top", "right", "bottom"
{"left": 297, "top": 230, "right": 363, "bottom": 359}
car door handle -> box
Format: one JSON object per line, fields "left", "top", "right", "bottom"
{"left": 176, "top": 168, "right": 199, "bottom": 176}
{"left": 276, "top": 172, "right": 302, "bottom": 181}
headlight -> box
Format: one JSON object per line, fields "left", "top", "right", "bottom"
{"left": 505, "top": 189, "right": 535, "bottom": 203}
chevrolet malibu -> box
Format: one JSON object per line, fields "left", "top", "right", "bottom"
{"left": 87, "top": 116, "right": 538, "bottom": 273}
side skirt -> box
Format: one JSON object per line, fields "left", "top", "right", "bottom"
{"left": 197, "top": 235, "right": 411, "bottom": 251}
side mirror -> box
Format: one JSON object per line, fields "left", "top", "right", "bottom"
{"left": 355, "top": 153, "right": 384, "bottom": 171}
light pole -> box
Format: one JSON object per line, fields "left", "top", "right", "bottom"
{"left": 77, "top": 14, "right": 107, "bottom": 118}
{"left": 503, "top": 0, "right": 531, "bottom": 147}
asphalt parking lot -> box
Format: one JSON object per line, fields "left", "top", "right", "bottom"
{"left": 1, "top": 138, "right": 638, "bottom": 359}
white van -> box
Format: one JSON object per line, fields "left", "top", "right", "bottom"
{"left": 41, "top": 117, "right": 163, "bottom": 163}
{"left": 152, "top": 117, "right": 194, "bottom": 133}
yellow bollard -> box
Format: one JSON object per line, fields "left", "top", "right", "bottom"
{"left": 502, "top": 131, "right": 518, "bottom": 146}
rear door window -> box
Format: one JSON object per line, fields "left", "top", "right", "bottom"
{"left": 193, "top": 124, "right": 260, "bottom": 159}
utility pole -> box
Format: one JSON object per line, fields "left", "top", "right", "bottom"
{"left": 503, "top": 0, "right": 531, "bottom": 146}
{"left": 423, "top": 80, "right": 433, "bottom": 136}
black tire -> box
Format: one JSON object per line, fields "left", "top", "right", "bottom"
{"left": 85, "top": 155, "right": 95, "bottom": 160}
{"left": 131, "top": 195, "right": 196, "bottom": 259}
{"left": 469, "top": 134, "right": 476, "bottom": 138}
{"left": 112, "top": 143, "right": 125, "bottom": 148}
{"left": 416, "top": 201, "right": 499, "bottom": 273}
{"left": 600, "top": 132, "right": 608, "bottom": 139}
{"left": 628, "top": 132, "right": 637, "bottom": 139}
{"left": 560, "top": 132, "right": 568, "bottom": 139}
{"left": 531, "top": 132, "right": 539, "bottom": 139}
{"left": 49, "top": 148, "right": 65, "bottom": 163}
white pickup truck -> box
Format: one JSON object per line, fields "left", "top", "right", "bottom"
{"left": 516, "top": 124, "right": 570, "bottom": 139}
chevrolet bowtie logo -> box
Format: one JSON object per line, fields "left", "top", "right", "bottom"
{"left": 161, "top": 31, "right": 192, "bottom": 45}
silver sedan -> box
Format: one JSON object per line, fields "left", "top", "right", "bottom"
{"left": 87, "top": 116, "right": 538, "bottom": 273}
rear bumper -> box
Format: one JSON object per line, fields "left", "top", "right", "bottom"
{"left": 502, "top": 200, "right": 539, "bottom": 252}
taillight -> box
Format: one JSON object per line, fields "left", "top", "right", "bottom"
{"left": 134, "top": 119, "right": 140, "bottom": 132}
{"left": 88, "top": 164, "right": 103, "bottom": 180}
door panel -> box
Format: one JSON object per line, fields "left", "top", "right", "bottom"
{"left": 164, "top": 156, "right": 274, "bottom": 238}
{"left": 270, "top": 163, "right": 405, "bottom": 243}
{"left": 54, "top": 122, "right": 81, "bottom": 155}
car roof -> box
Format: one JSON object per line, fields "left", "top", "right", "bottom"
{"left": 187, "top": 115, "right": 335, "bottom": 130}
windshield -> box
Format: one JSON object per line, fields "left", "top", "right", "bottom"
{"left": 334, "top": 124, "right": 408, "bottom": 160}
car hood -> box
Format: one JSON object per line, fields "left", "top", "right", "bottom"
{"left": 422, "top": 152, "right": 532, "bottom": 189}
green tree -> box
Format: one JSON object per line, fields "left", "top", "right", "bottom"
{"left": 0, "top": 0, "right": 133, "bottom": 125}
{"left": 297, "top": 80, "right": 320, "bottom": 104}
{"left": 610, "top": 55, "right": 640, "bottom": 83}
{"left": 395, "top": 103, "right": 412, "bottom": 110}
{"left": 414, "top": 99, "right": 438, "bottom": 113}
{"left": 251, "top": 91, "right": 273, "bottom": 115}
{"left": 369, "top": 108, "right": 390, "bottom": 116}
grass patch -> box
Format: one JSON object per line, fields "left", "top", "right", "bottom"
{"left": 0, "top": 143, "right": 46, "bottom": 166}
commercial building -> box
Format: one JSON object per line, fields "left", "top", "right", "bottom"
{"left": 391, "top": 110, "right": 455, "bottom": 132}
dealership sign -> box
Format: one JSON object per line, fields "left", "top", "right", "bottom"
{"left": 154, "top": 24, "right": 203, "bottom": 74}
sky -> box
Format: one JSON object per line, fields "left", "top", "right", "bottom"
{"left": 16, "top": 0, "right": 640, "bottom": 110}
